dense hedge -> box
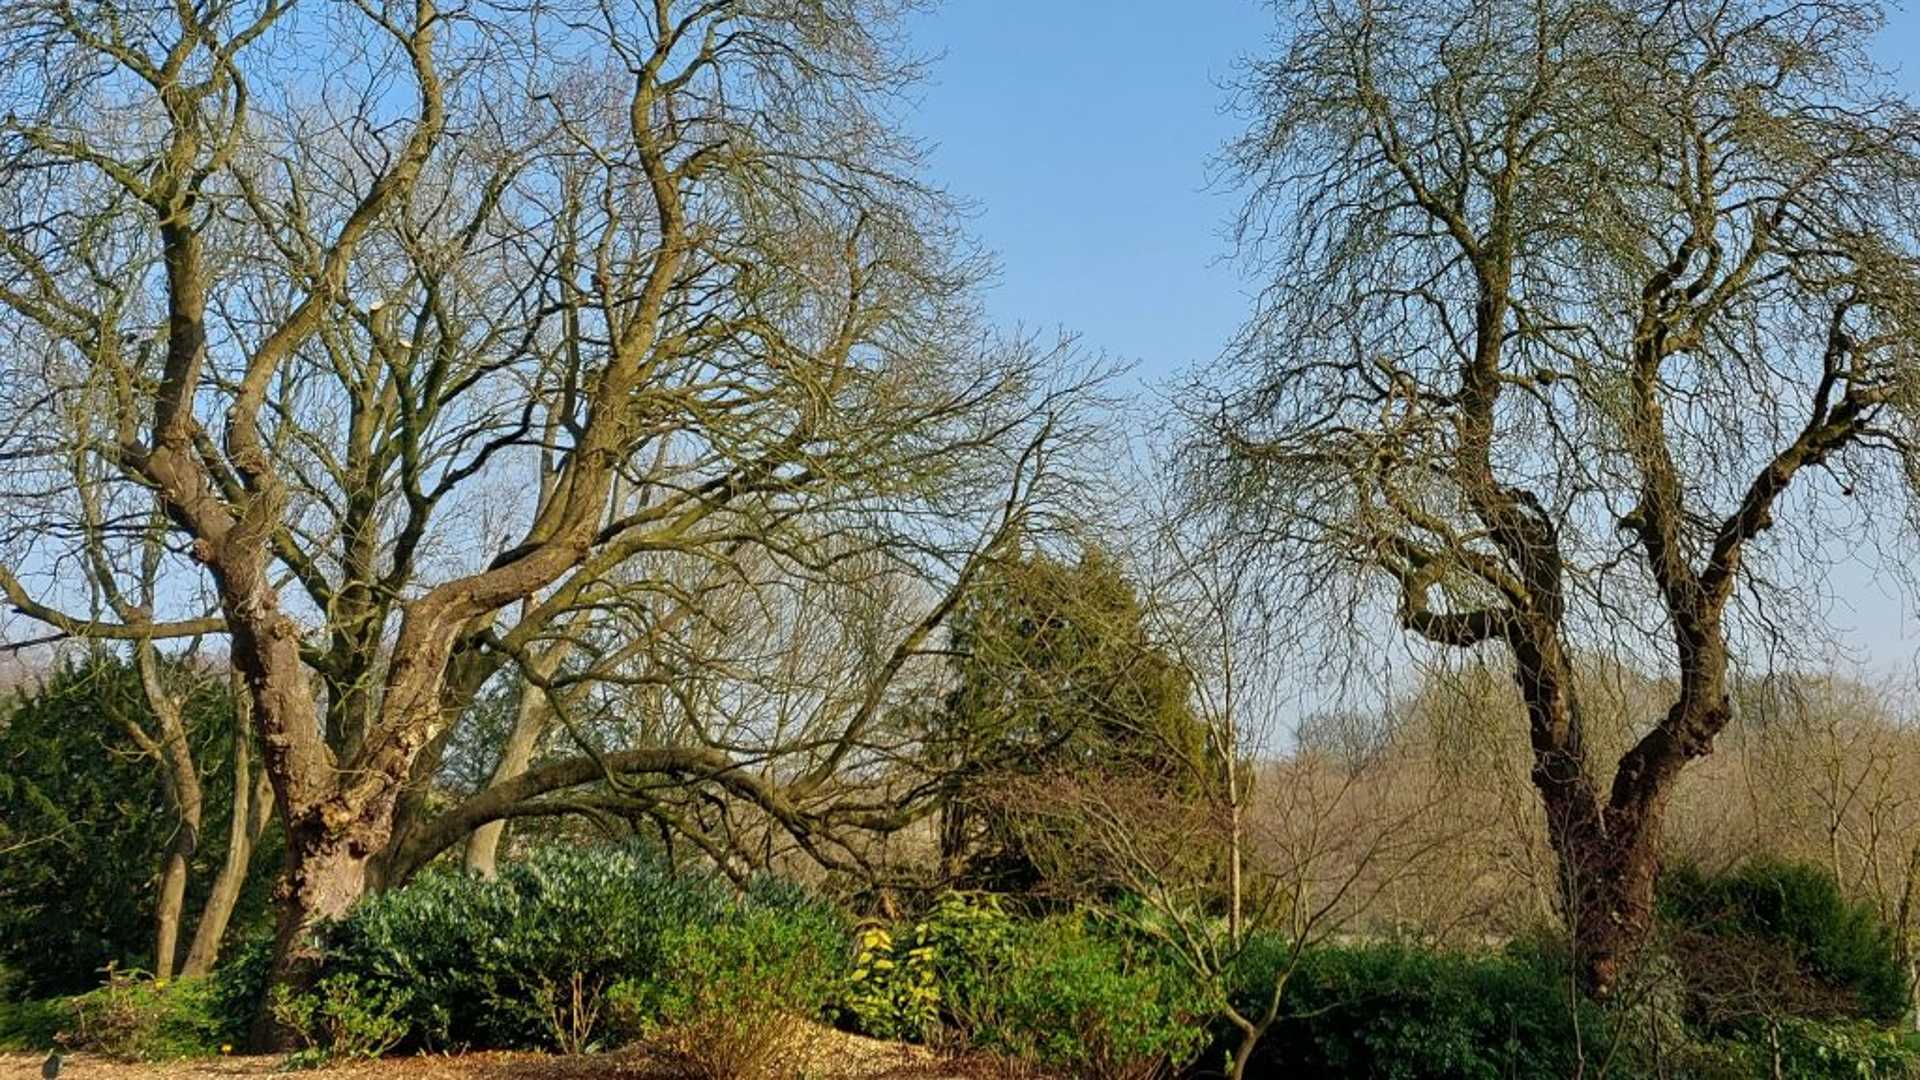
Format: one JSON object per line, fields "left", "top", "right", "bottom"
{"left": 1207, "top": 932, "right": 1920, "bottom": 1080}
{"left": 1218, "top": 938, "right": 1618, "bottom": 1079}
{"left": 1660, "top": 858, "right": 1911, "bottom": 1024}
{"left": 13, "top": 848, "right": 1914, "bottom": 1078}
{"left": 282, "top": 845, "right": 845, "bottom": 1056}
{"left": 0, "top": 657, "right": 275, "bottom": 999}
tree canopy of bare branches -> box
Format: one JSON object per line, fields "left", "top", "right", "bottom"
{"left": 1192, "top": 0, "right": 1920, "bottom": 992}
{"left": 0, "top": 0, "right": 1091, "bottom": 1015}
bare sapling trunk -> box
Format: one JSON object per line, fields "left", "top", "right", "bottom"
{"left": 464, "top": 643, "right": 570, "bottom": 877}
{"left": 153, "top": 831, "right": 193, "bottom": 982}
{"left": 128, "top": 644, "right": 205, "bottom": 982}
{"left": 182, "top": 685, "right": 274, "bottom": 977}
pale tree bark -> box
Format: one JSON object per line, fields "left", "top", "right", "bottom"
{"left": 127, "top": 642, "right": 205, "bottom": 982}
{"left": 462, "top": 641, "right": 570, "bottom": 877}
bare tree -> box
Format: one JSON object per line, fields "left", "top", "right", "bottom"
{"left": 1193, "top": 0, "right": 1920, "bottom": 992}
{"left": 44, "top": 449, "right": 274, "bottom": 978}
{"left": 1007, "top": 707, "right": 1450, "bottom": 1080}
{"left": 0, "top": 0, "right": 1087, "bottom": 1018}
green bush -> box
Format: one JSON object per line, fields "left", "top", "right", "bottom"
{"left": 845, "top": 921, "right": 938, "bottom": 1040}
{"left": 1216, "top": 934, "right": 1919, "bottom": 1080}
{"left": 270, "top": 973, "right": 409, "bottom": 1064}
{"left": 1230, "top": 939, "right": 1619, "bottom": 1080}
{"left": 611, "top": 903, "right": 845, "bottom": 1077}
{"left": 0, "top": 657, "right": 273, "bottom": 999}
{"left": 313, "top": 844, "right": 725, "bottom": 1049}
{"left": 1661, "top": 859, "right": 1911, "bottom": 1024}
{"left": 207, "top": 932, "right": 273, "bottom": 1040}
{"left": 840, "top": 895, "right": 1208, "bottom": 1079}
{"left": 59, "top": 970, "right": 237, "bottom": 1061}
{"left": 950, "top": 913, "right": 1211, "bottom": 1080}
{"left": 1673, "top": 1018, "right": 1920, "bottom": 1079}
{"left": 0, "top": 997, "right": 65, "bottom": 1051}
{"left": 303, "top": 844, "right": 841, "bottom": 1054}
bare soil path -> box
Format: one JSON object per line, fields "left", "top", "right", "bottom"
{"left": 0, "top": 1031, "right": 994, "bottom": 1080}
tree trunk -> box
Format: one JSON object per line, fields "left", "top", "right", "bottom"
{"left": 462, "top": 713, "right": 542, "bottom": 877}
{"left": 1909, "top": 956, "right": 1918, "bottom": 1034}
{"left": 1553, "top": 818, "right": 1663, "bottom": 996}
{"left": 1226, "top": 971, "right": 1289, "bottom": 1080}
{"left": 374, "top": 725, "right": 459, "bottom": 892}
{"left": 246, "top": 611, "right": 480, "bottom": 1045}
{"left": 154, "top": 837, "right": 192, "bottom": 981}
{"left": 131, "top": 643, "right": 205, "bottom": 983}
{"left": 1227, "top": 789, "right": 1244, "bottom": 948}
{"left": 463, "top": 647, "right": 568, "bottom": 877}
{"left": 251, "top": 816, "right": 383, "bottom": 1048}
{"left": 182, "top": 711, "right": 274, "bottom": 977}
{"left": 1510, "top": 620, "right": 1707, "bottom": 997}
{"left": 1230, "top": 1032, "right": 1259, "bottom": 1080}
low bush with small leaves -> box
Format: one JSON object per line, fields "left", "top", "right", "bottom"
{"left": 207, "top": 933, "right": 274, "bottom": 1041}
{"left": 59, "top": 968, "right": 237, "bottom": 1061}
{"left": 948, "top": 912, "right": 1211, "bottom": 1080}
{"left": 270, "top": 973, "right": 410, "bottom": 1065}
{"left": 611, "top": 900, "right": 844, "bottom": 1079}
{"left": 0, "top": 996, "right": 67, "bottom": 1052}
{"left": 1672, "top": 1018, "right": 1920, "bottom": 1079}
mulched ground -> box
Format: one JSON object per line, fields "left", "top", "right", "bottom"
{"left": 0, "top": 1029, "right": 1028, "bottom": 1079}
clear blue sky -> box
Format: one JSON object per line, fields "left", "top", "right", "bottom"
{"left": 902, "top": 1, "right": 1920, "bottom": 674}
{"left": 903, "top": 2, "right": 1270, "bottom": 381}
{"left": 905, "top": 1, "right": 1920, "bottom": 380}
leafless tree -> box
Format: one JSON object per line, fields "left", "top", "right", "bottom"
{"left": 1192, "top": 0, "right": 1920, "bottom": 991}
{"left": 30, "top": 446, "right": 276, "bottom": 979}
{"left": 0, "top": 0, "right": 1092, "bottom": 1019}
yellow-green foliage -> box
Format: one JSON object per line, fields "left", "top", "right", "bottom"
{"left": 844, "top": 923, "right": 939, "bottom": 1040}
{"left": 843, "top": 892, "right": 1018, "bottom": 1042}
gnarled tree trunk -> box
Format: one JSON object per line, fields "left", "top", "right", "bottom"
{"left": 1510, "top": 614, "right": 1734, "bottom": 993}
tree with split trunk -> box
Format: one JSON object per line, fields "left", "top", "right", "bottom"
{"left": 116, "top": 648, "right": 274, "bottom": 980}
{"left": 0, "top": 444, "right": 274, "bottom": 979}
{"left": 0, "top": 652, "right": 273, "bottom": 992}
{"left": 0, "top": 0, "right": 1086, "bottom": 1027}
{"left": 1192, "top": 0, "right": 1920, "bottom": 994}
